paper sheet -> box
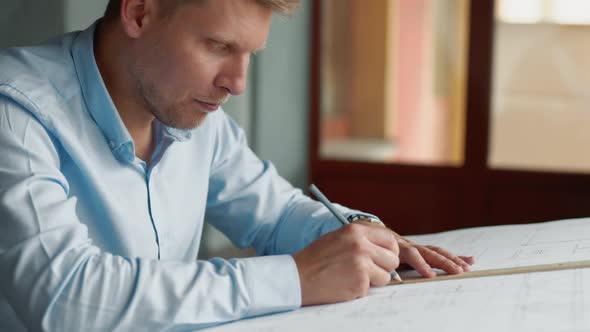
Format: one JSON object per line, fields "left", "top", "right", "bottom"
{"left": 204, "top": 218, "right": 590, "bottom": 331}
{"left": 207, "top": 268, "right": 589, "bottom": 332}
{"left": 405, "top": 217, "right": 590, "bottom": 272}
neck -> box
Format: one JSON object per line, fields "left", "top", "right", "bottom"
{"left": 94, "top": 19, "right": 156, "bottom": 163}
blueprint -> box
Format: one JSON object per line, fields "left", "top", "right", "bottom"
{"left": 205, "top": 218, "right": 590, "bottom": 332}
{"left": 405, "top": 217, "right": 590, "bottom": 271}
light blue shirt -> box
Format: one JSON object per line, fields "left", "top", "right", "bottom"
{"left": 0, "top": 23, "right": 370, "bottom": 331}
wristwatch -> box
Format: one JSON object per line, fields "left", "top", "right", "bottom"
{"left": 346, "top": 213, "right": 383, "bottom": 225}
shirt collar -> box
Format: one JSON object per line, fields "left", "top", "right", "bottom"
{"left": 72, "top": 21, "right": 133, "bottom": 154}
{"left": 71, "top": 21, "right": 192, "bottom": 162}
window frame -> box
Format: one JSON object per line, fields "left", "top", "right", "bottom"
{"left": 309, "top": 0, "right": 590, "bottom": 234}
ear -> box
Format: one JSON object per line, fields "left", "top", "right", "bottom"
{"left": 119, "top": 0, "right": 156, "bottom": 38}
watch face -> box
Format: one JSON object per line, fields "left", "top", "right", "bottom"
{"left": 347, "top": 214, "right": 381, "bottom": 224}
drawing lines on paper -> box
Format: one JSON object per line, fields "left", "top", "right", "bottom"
{"left": 573, "top": 243, "right": 590, "bottom": 255}
{"left": 523, "top": 224, "right": 590, "bottom": 246}
{"left": 509, "top": 272, "right": 531, "bottom": 332}
{"left": 509, "top": 248, "right": 545, "bottom": 260}
{"left": 571, "top": 268, "right": 586, "bottom": 330}
{"left": 507, "top": 268, "right": 589, "bottom": 332}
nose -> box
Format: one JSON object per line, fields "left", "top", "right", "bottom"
{"left": 215, "top": 54, "right": 250, "bottom": 96}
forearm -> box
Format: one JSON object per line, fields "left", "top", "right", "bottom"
{"left": 1, "top": 238, "right": 300, "bottom": 331}
{"left": 205, "top": 112, "right": 376, "bottom": 257}
{"left": 266, "top": 195, "right": 349, "bottom": 255}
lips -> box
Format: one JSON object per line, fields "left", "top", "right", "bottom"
{"left": 194, "top": 99, "right": 220, "bottom": 113}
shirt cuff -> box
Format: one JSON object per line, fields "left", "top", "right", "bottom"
{"left": 240, "top": 254, "right": 301, "bottom": 318}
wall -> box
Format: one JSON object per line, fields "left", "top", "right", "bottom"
{"left": 63, "top": 0, "right": 109, "bottom": 31}
{"left": 254, "top": 5, "right": 311, "bottom": 189}
{"left": 0, "top": 0, "right": 64, "bottom": 48}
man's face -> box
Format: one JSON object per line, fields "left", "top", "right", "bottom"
{"left": 130, "top": 0, "right": 272, "bottom": 129}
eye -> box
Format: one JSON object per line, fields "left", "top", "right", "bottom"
{"left": 208, "top": 40, "right": 230, "bottom": 54}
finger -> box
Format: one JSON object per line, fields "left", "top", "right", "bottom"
{"left": 364, "top": 226, "right": 399, "bottom": 254}
{"left": 459, "top": 255, "right": 476, "bottom": 265}
{"left": 399, "top": 245, "right": 436, "bottom": 278}
{"left": 390, "top": 230, "right": 415, "bottom": 245}
{"left": 426, "top": 246, "right": 472, "bottom": 271}
{"left": 368, "top": 242, "right": 399, "bottom": 273}
{"left": 368, "top": 261, "right": 393, "bottom": 287}
{"left": 417, "top": 246, "right": 464, "bottom": 275}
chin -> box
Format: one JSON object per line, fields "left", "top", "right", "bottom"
{"left": 155, "top": 103, "right": 210, "bottom": 130}
{"left": 171, "top": 113, "right": 208, "bottom": 130}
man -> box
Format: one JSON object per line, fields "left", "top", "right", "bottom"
{"left": 0, "top": 0, "right": 474, "bottom": 330}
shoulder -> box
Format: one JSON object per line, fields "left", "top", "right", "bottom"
{"left": 0, "top": 32, "right": 79, "bottom": 89}
{"left": 0, "top": 32, "right": 81, "bottom": 129}
{"left": 0, "top": 95, "right": 62, "bottom": 169}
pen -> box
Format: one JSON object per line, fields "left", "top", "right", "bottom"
{"left": 309, "top": 184, "right": 403, "bottom": 283}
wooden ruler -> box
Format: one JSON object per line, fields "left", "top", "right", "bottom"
{"left": 389, "top": 260, "right": 590, "bottom": 285}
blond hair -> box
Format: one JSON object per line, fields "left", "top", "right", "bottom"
{"left": 253, "top": 0, "right": 300, "bottom": 16}
{"left": 104, "top": 0, "right": 300, "bottom": 21}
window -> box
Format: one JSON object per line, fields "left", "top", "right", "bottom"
{"left": 491, "top": 0, "right": 590, "bottom": 173}
{"left": 319, "top": 0, "right": 469, "bottom": 166}
{"left": 497, "top": 0, "right": 590, "bottom": 25}
{"left": 310, "top": 0, "right": 590, "bottom": 235}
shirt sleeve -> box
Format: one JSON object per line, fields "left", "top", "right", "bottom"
{"left": 0, "top": 98, "right": 300, "bottom": 331}
{"left": 205, "top": 111, "right": 371, "bottom": 257}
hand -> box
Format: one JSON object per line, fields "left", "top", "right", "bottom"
{"left": 374, "top": 226, "right": 475, "bottom": 278}
{"left": 293, "top": 223, "right": 399, "bottom": 306}
{"left": 394, "top": 231, "right": 475, "bottom": 278}
{"left": 355, "top": 220, "right": 475, "bottom": 278}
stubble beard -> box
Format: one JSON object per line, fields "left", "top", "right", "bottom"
{"left": 132, "top": 68, "right": 208, "bottom": 130}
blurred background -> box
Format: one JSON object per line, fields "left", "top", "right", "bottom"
{"left": 3, "top": 0, "right": 590, "bottom": 258}
{"left": 312, "top": 0, "right": 590, "bottom": 236}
